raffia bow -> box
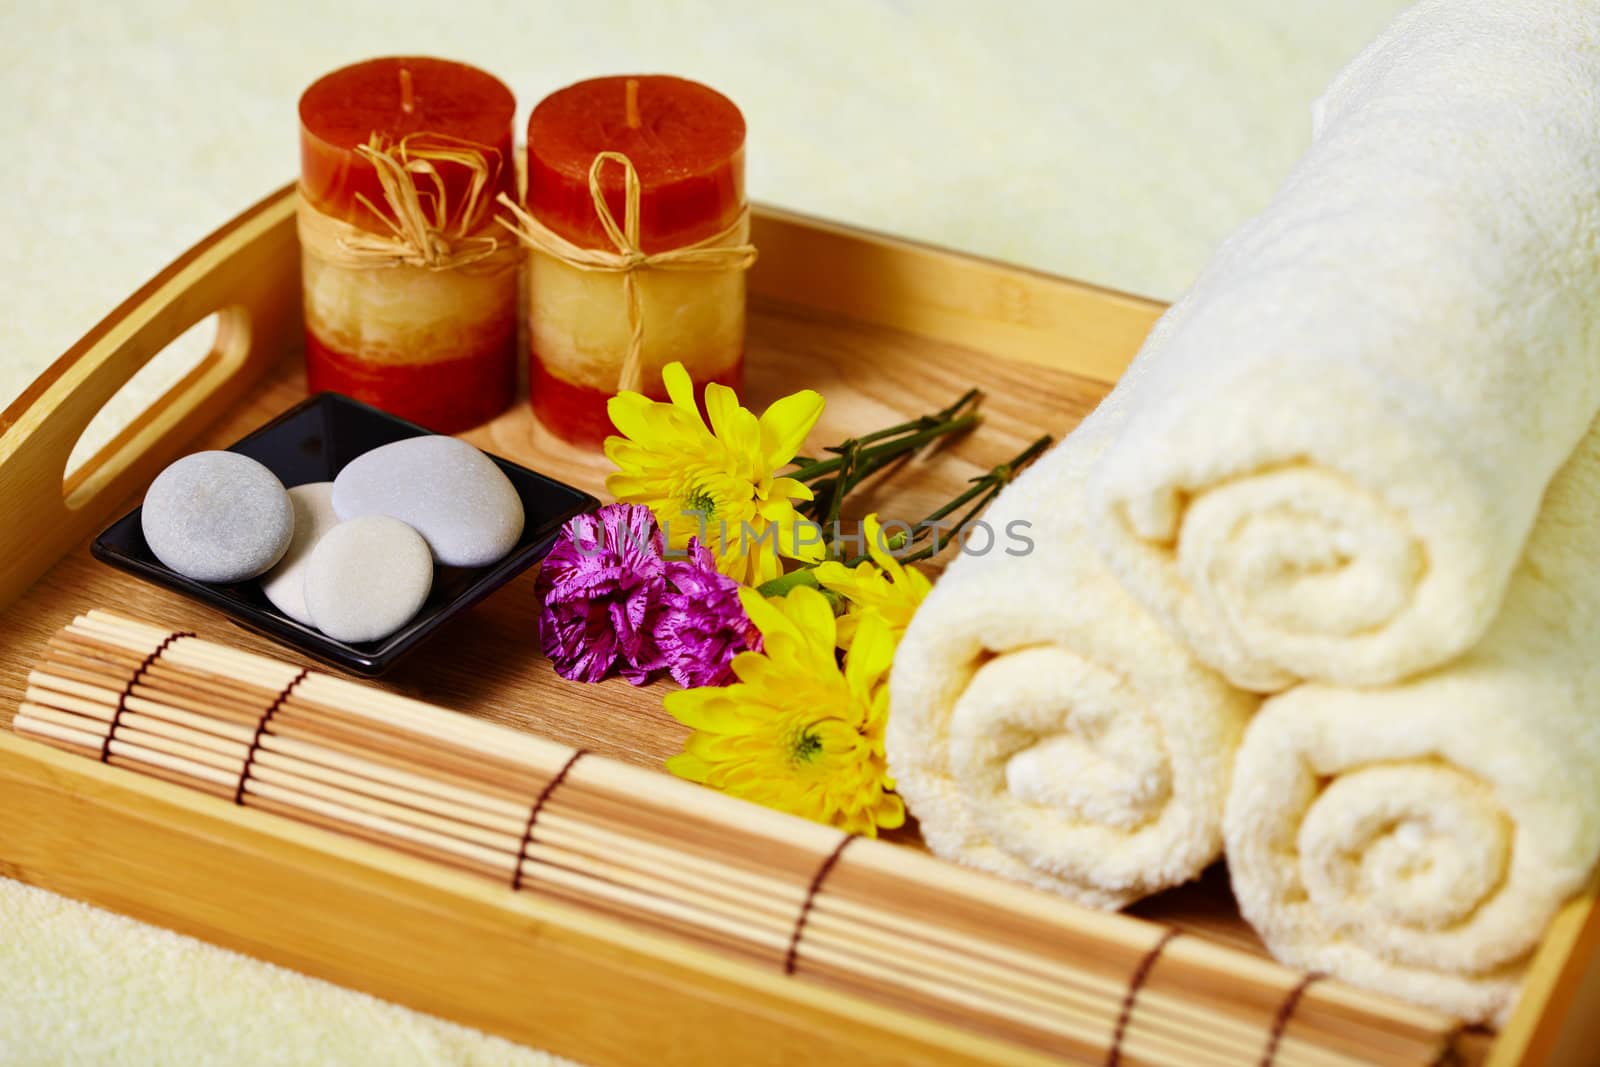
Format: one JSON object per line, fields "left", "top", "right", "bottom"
{"left": 496, "top": 150, "right": 758, "bottom": 393}
{"left": 298, "top": 132, "right": 510, "bottom": 272}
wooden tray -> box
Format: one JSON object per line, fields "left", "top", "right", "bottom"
{"left": 0, "top": 183, "right": 1594, "bottom": 1065}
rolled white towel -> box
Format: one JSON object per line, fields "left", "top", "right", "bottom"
{"left": 887, "top": 397, "right": 1257, "bottom": 909}
{"left": 1224, "top": 414, "right": 1600, "bottom": 1026}
{"left": 1086, "top": 0, "right": 1600, "bottom": 691}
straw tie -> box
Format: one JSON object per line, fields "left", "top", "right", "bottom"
{"left": 298, "top": 132, "right": 509, "bottom": 272}
{"left": 497, "top": 150, "right": 759, "bottom": 392}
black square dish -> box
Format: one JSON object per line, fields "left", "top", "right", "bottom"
{"left": 92, "top": 392, "right": 598, "bottom": 676}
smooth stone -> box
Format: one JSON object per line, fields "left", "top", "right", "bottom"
{"left": 304, "top": 516, "right": 433, "bottom": 644}
{"left": 140, "top": 451, "right": 294, "bottom": 583}
{"left": 260, "top": 482, "right": 340, "bottom": 625}
{"left": 331, "top": 436, "right": 524, "bottom": 567}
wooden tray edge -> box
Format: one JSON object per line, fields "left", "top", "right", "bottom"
{"left": 0, "top": 183, "right": 302, "bottom": 613}
{"left": 1488, "top": 870, "right": 1600, "bottom": 1066}
{"left": 748, "top": 204, "right": 1163, "bottom": 382}
{"left": 0, "top": 184, "right": 1594, "bottom": 1064}
{"left": 0, "top": 731, "right": 1060, "bottom": 1067}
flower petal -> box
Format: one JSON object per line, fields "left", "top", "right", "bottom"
{"left": 606, "top": 390, "right": 656, "bottom": 443}
{"left": 874, "top": 794, "right": 907, "bottom": 831}
{"left": 813, "top": 560, "right": 885, "bottom": 603}
{"left": 843, "top": 609, "right": 896, "bottom": 697}
{"left": 664, "top": 687, "right": 735, "bottom": 731}
{"left": 764, "top": 476, "right": 814, "bottom": 504}
{"left": 738, "top": 587, "right": 798, "bottom": 645}
{"left": 661, "top": 361, "right": 706, "bottom": 430}
{"left": 603, "top": 473, "right": 656, "bottom": 501}
{"left": 703, "top": 382, "right": 744, "bottom": 442}
{"left": 759, "top": 389, "right": 825, "bottom": 468}
{"left": 778, "top": 586, "right": 839, "bottom": 654}
{"left": 769, "top": 515, "right": 828, "bottom": 563}
{"left": 746, "top": 547, "right": 785, "bottom": 587}
{"left": 664, "top": 750, "right": 714, "bottom": 783}
{"left": 862, "top": 514, "right": 901, "bottom": 577}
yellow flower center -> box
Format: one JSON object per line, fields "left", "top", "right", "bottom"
{"left": 682, "top": 485, "right": 718, "bottom": 519}
{"left": 788, "top": 724, "right": 824, "bottom": 765}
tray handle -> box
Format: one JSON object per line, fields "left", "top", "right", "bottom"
{"left": 0, "top": 184, "right": 301, "bottom": 611}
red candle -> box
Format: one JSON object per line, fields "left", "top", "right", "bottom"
{"left": 298, "top": 57, "right": 519, "bottom": 433}
{"left": 522, "top": 75, "right": 749, "bottom": 446}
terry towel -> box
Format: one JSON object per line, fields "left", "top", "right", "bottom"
{"left": 887, "top": 393, "right": 1257, "bottom": 909}
{"left": 1086, "top": 0, "right": 1600, "bottom": 692}
{"left": 1224, "top": 411, "right": 1600, "bottom": 1027}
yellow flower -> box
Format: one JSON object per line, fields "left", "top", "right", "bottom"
{"left": 606, "top": 362, "right": 825, "bottom": 586}
{"left": 813, "top": 513, "right": 933, "bottom": 648}
{"left": 664, "top": 586, "right": 906, "bottom": 836}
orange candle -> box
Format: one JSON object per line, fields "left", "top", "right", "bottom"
{"left": 298, "top": 57, "right": 518, "bottom": 433}
{"left": 519, "top": 75, "right": 751, "bottom": 446}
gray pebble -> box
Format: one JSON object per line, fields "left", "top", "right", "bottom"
{"left": 304, "top": 516, "right": 433, "bottom": 643}
{"left": 260, "top": 482, "right": 341, "bottom": 625}
{"left": 141, "top": 451, "right": 293, "bottom": 583}
{"left": 331, "top": 436, "right": 524, "bottom": 567}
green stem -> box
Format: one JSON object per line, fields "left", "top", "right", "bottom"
{"left": 942, "top": 386, "right": 983, "bottom": 418}
{"left": 758, "top": 394, "right": 1034, "bottom": 594}
{"left": 840, "top": 387, "right": 981, "bottom": 450}
{"left": 928, "top": 434, "right": 1053, "bottom": 525}
{"left": 789, "top": 412, "right": 980, "bottom": 484}
{"left": 787, "top": 388, "right": 981, "bottom": 484}
{"left": 897, "top": 434, "right": 1054, "bottom": 564}
{"left": 756, "top": 567, "right": 822, "bottom": 598}
{"left": 824, "top": 441, "right": 857, "bottom": 538}
{"left": 755, "top": 530, "right": 910, "bottom": 599}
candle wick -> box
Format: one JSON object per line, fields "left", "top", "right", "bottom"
{"left": 624, "top": 78, "right": 640, "bottom": 129}
{"left": 399, "top": 67, "right": 416, "bottom": 115}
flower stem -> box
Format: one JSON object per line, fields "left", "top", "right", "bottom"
{"left": 788, "top": 388, "right": 982, "bottom": 486}
{"left": 753, "top": 567, "right": 846, "bottom": 610}
{"left": 789, "top": 411, "right": 981, "bottom": 485}
{"left": 929, "top": 434, "right": 1053, "bottom": 524}
{"left": 756, "top": 567, "right": 821, "bottom": 598}
{"left": 824, "top": 441, "right": 858, "bottom": 533}
{"left": 840, "top": 387, "right": 981, "bottom": 450}
{"left": 896, "top": 434, "right": 1054, "bottom": 564}
{"left": 769, "top": 434, "right": 1051, "bottom": 595}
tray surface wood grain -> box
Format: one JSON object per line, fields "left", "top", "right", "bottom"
{"left": 0, "top": 183, "right": 1594, "bottom": 1065}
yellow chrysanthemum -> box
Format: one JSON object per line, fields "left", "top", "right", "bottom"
{"left": 813, "top": 513, "right": 933, "bottom": 648}
{"left": 605, "top": 362, "right": 826, "bottom": 586}
{"left": 664, "top": 585, "right": 905, "bottom": 836}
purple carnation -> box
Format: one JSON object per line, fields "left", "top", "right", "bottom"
{"left": 658, "top": 539, "right": 759, "bottom": 688}
{"left": 536, "top": 504, "right": 668, "bottom": 685}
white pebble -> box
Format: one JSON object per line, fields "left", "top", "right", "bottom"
{"left": 304, "top": 516, "right": 433, "bottom": 643}
{"left": 331, "top": 436, "right": 524, "bottom": 567}
{"left": 260, "top": 483, "right": 340, "bottom": 625}
{"left": 141, "top": 451, "right": 293, "bottom": 583}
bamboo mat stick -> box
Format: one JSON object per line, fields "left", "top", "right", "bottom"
{"left": 10, "top": 612, "right": 1461, "bottom": 1067}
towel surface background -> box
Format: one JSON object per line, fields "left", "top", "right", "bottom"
{"left": 2, "top": 1, "right": 1410, "bottom": 1062}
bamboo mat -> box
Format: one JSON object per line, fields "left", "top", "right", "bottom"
{"left": 12, "top": 611, "right": 1461, "bottom": 1066}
